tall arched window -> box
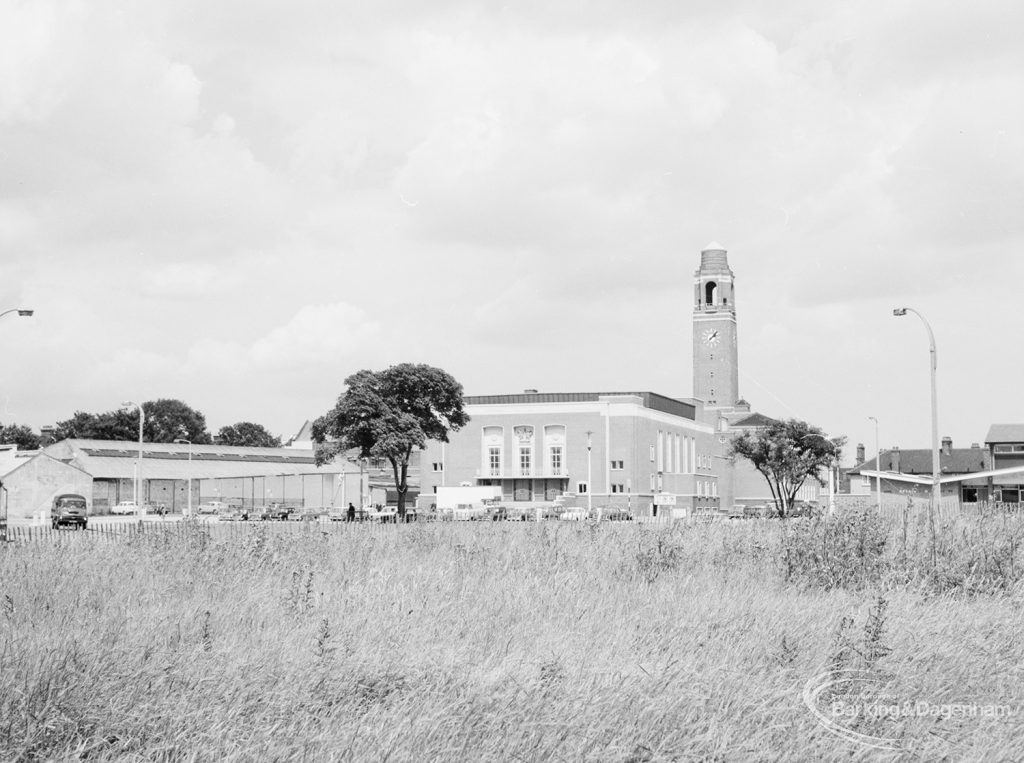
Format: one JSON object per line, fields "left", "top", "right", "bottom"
{"left": 544, "top": 425, "right": 566, "bottom": 476}
{"left": 705, "top": 281, "right": 718, "bottom": 305}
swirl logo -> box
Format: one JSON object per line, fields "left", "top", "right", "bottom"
{"left": 802, "top": 669, "right": 901, "bottom": 751}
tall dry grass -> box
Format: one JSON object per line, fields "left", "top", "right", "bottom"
{"left": 1, "top": 513, "right": 1022, "bottom": 761}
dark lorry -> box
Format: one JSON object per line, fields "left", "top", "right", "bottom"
{"left": 51, "top": 493, "right": 89, "bottom": 530}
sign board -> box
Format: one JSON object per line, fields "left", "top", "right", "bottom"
{"left": 654, "top": 493, "right": 676, "bottom": 506}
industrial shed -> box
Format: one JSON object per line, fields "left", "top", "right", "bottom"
{"left": 41, "top": 440, "right": 357, "bottom": 514}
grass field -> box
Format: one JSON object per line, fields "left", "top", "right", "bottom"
{"left": 2, "top": 511, "right": 1023, "bottom": 761}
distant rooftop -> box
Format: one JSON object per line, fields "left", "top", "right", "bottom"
{"left": 464, "top": 391, "right": 697, "bottom": 421}
{"left": 849, "top": 448, "right": 990, "bottom": 476}
{"left": 985, "top": 424, "right": 1024, "bottom": 444}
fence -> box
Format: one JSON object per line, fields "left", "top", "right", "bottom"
{"left": 1, "top": 518, "right": 358, "bottom": 546}
{"left": 833, "top": 493, "right": 964, "bottom": 524}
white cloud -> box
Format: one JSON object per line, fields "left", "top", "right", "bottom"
{"left": 0, "top": 0, "right": 1021, "bottom": 448}
{"left": 249, "top": 303, "right": 382, "bottom": 369}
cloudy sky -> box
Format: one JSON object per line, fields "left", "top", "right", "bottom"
{"left": 1, "top": 0, "right": 1021, "bottom": 460}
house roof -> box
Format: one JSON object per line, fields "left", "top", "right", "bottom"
{"left": 985, "top": 424, "right": 1024, "bottom": 444}
{"left": 41, "top": 439, "right": 347, "bottom": 481}
{"left": 1, "top": 452, "right": 91, "bottom": 480}
{"left": 848, "top": 448, "right": 991, "bottom": 476}
{"left": 288, "top": 420, "right": 314, "bottom": 445}
{"left": 730, "top": 412, "right": 778, "bottom": 429}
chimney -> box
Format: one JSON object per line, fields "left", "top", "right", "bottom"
{"left": 40, "top": 425, "right": 57, "bottom": 446}
{"left": 890, "top": 446, "right": 900, "bottom": 473}
{"left": 856, "top": 443, "right": 865, "bottom": 464}
{"left": 942, "top": 436, "right": 953, "bottom": 456}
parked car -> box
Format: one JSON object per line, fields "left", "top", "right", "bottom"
{"left": 503, "top": 505, "right": 531, "bottom": 521}
{"left": 559, "top": 507, "right": 590, "bottom": 521}
{"left": 197, "top": 501, "right": 228, "bottom": 515}
{"left": 265, "top": 503, "right": 294, "bottom": 521}
{"left": 111, "top": 501, "right": 140, "bottom": 515}
{"left": 597, "top": 507, "right": 633, "bottom": 522}
{"left": 452, "top": 504, "right": 487, "bottom": 521}
{"left": 488, "top": 505, "right": 509, "bottom": 522}
{"left": 219, "top": 507, "right": 250, "bottom": 521}
{"left": 52, "top": 493, "right": 89, "bottom": 530}
{"left": 368, "top": 506, "right": 398, "bottom": 523}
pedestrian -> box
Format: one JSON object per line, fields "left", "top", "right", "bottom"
{"left": 347, "top": 502, "right": 356, "bottom": 522}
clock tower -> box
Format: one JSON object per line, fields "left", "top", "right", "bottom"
{"left": 693, "top": 242, "right": 739, "bottom": 409}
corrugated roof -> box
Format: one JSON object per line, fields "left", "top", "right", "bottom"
{"left": 42, "top": 439, "right": 344, "bottom": 481}
{"left": 848, "top": 448, "right": 991, "bottom": 476}
{"left": 985, "top": 424, "right": 1024, "bottom": 444}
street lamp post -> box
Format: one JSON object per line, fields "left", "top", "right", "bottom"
{"left": 0, "top": 309, "right": 34, "bottom": 320}
{"left": 893, "top": 307, "right": 940, "bottom": 557}
{"left": 868, "top": 416, "right": 881, "bottom": 511}
{"left": 585, "top": 431, "right": 593, "bottom": 515}
{"left": 174, "top": 438, "right": 193, "bottom": 516}
{"left": 122, "top": 401, "right": 144, "bottom": 513}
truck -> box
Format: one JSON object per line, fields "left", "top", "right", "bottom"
{"left": 51, "top": 493, "right": 89, "bottom": 530}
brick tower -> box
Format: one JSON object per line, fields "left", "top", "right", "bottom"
{"left": 692, "top": 242, "right": 740, "bottom": 409}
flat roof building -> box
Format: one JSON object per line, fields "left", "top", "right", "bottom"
{"left": 419, "top": 391, "right": 720, "bottom": 517}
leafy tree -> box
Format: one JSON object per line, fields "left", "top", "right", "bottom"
{"left": 217, "top": 422, "right": 282, "bottom": 447}
{"left": 0, "top": 423, "right": 41, "bottom": 450}
{"left": 729, "top": 418, "right": 845, "bottom": 518}
{"left": 54, "top": 409, "right": 138, "bottom": 441}
{"left": 313, "top": 363, "right": 470, "bottom": 519}
{"left": 53, "top": 400, "right": 211, "bottom": 443}
{"left": 142, "top": 399, "right": 211, "bottom": 443}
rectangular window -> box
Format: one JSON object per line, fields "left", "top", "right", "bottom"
{"left": 650, "top": 444, "right": 655, "bottom": 462}
{"left": 712, "top": 482, "right": 718, "bottom": 498}
{"left": 611, "top": 484, "right": 625, "bottom": 493}
{"left": 432, "top": 462, "right": 443, "bottom": 472}
{"left": 665, "top": 434, "right": 673, "bottom": 473}
{"left": 682, "top": 436, "right": 689, "bottom": 474}
{"left": 519, "top": 448, "right": 531, "bottom": 476}
{"left": 657, "top": 431, "right": 664, "bottom": 472}
{"left": 675, "top": 434, "right": 681, "bottom": 474}
{"left": 690, "top": 437, "right": 696, "bottom": 474}
{"left": 649, "top": 474, "right": 656, "bottom": 491}
{"left": 577, "top": 482, "right": 588, "bottom": 494}
{"left": 432, "top": 486, "right": 437, "bottom": 494}
{"left": 488, "top": 447, "right": 501, "bottom": 476}
{"left": 550, "top": 446, "right": 563, "bottom": 475}
{"left": 610, "top": 460, "right": 624, "bottom": 470}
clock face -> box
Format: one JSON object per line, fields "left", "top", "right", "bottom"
{"left": 702, "top": 328, "right": 721, "bottom": 346}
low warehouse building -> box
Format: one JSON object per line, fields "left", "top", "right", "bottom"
{"left": 41, "top": 439, "right": 359, "bottom": 514}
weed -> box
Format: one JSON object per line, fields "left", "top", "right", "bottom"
{"left": 315, "top": 617, "right": 333, "bottom": 660}
{"left": 199, "top": 610, "right": 213, "bottom": 652}
{"left": 775, "top": 634, "right": 799, "bottom": 667}
{"left": 633, "top": 536, "right": 684, "bottom": 584}
{"left": 861, "top": 596, "right": 891, "bottom": 670}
